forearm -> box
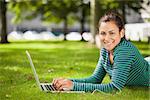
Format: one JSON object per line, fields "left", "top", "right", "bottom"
{"left": 72, "top": 82, "right": 116, "bottom": 93}
{"left": 70, "top": 75, "right": 103, "bottom": 84}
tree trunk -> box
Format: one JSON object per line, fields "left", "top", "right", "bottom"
{"left": 90, "top": 0, "right": 98, "bottom": 44}
{"left": 63, "top": 17, "right": 68, "bottom": 40}
{"left": 0, "top": 0, "right": 9, "bottom": 43}
{"left": 121, "top": 1, "right": 126, "bottom": 24}
{"left": 80, "top": 3, "right": 86, "bottom": 41}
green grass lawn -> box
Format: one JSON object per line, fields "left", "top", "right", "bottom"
{"left": 0, "top": 40, "right": 149, "bottom": 100}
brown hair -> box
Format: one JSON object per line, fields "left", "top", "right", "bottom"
{"left": 99, "top": 10, "right": 125, "bottom": 32}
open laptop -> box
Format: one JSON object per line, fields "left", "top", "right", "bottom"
{"left": 26, "top": 50, "right": 85, "bottom": 93}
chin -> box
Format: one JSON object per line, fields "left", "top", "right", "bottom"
{"left": 104, "top": 47, "right": 113, "bottom": 51}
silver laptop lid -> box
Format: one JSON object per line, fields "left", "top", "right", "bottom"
{"left": 26, "top": 50, "right": 42, "bottom": 90}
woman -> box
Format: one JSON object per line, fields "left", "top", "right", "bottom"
{"left": 52, "top": 10, "right": 150, "bottom": 93}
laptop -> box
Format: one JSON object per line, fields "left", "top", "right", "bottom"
{"left": 26, "top": 50, "right": 85, "bottom": 93}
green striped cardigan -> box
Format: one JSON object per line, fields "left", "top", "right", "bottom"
{"left": 70, "top": 38, "right": 150, "bottom": 93}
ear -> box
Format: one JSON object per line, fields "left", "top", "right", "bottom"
{"left": 120, "top": 29, "right": 125, "bottom": 38}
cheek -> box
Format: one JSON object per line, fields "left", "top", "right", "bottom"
{"left": 99, "top": 35, "right": 104, "bottom": 41}
{"left": 113, "top": 36, "right": 121, "bottom": 44}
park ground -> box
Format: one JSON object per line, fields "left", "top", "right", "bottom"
{"left": 0, "top": 40, "right": 150, "bottom": 100}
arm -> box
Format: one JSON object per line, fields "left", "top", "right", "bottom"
{"left": 72, "top": 47, "right": 134, "bottom": 93}
{"left": 70, "top": 50, "right": 107, "bottom": 84}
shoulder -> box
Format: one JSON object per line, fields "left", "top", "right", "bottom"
{"left": 100, "top": 48, "right": 107, "bottom": 54}
{"left": 99, "top": 48, "right": 108, "bottom": 62}
{"left": 113, "top": 39, "right": 138, "bottom": 62}
{"left": 114, "top": 38, "right": 138, "bottom": 55}
{"left": 100, "top": 48, "right": 108, "bottom": 57}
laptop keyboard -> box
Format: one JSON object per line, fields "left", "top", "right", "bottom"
{"left": 41, "top": 84, "right": 56, "bottom": 91}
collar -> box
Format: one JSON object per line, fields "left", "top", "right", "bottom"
{"left": 113, "top": 38, "right": 126, "bottom": 53}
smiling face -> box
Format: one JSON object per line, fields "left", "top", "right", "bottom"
{"left": 99, "top": 21, "right": 124, "bottom": 52}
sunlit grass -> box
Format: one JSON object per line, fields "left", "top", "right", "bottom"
{"left": 0, "top": 40, "right": 149, "bottom": 100}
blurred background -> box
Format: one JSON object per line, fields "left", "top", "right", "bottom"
{"left": 1, "top": 1, "right": 150, "bottom": 99}
{"left": 0, "top": 0, "right": 150, "bottom": 47}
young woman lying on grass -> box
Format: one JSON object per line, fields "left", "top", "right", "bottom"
{"left": 52, "top": 10, "right": 150, "bottom": 93}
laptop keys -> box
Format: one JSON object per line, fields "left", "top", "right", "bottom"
{"left": 40, "top": 85, "right": 44, "bottom": 90}
{"left": 44, "top": 85, "right": 48, "bottom": 90}
{"left": 43, "top": 84, "right": 56, "bottom": 91}
{"left": 50, "top": 85, "right": 56, "bottom": 91}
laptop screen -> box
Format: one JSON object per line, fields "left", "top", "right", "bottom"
{"left": 26, "top": 50, "right": 42, "bottom": 90}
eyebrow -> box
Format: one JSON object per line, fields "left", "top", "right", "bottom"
{"left": 99, "top": 30, "right": 115, "bottom": 33}
{"left": 108, "top": 30, "right": 115, "bottom": 32}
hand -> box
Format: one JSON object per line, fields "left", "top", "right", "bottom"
{"left": 52, "top": 77, "right": 64, "bottom": 90}
{"left": 52, "top": 78, "right": 73, "bottom": 91}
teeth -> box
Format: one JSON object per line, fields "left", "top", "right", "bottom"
{"left": 106, "top": 43, "right": 112, "bottom": 45}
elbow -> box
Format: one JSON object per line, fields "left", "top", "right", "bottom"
{"left": 112, "top": 82, "right": 123, "bottom": 92}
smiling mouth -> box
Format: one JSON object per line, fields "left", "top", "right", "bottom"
{"left": 104, "top": 42, "right": 113, "bottom": 46}
{"left": 106, "top": 42, "right": 112, "bottom": 45}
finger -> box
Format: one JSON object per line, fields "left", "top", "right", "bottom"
{"left": 52, "top": 79, "right": 56, "bottom": 85}
{"left": 59, "top": 84, "right": 69, "bottom": 91}
{"left": 57, "top": 80, "right": 70, "bottom": 91}
{"left": 56, "top": 84, "right": 63, "bottom": 91}
{"left": 55, "top": 80, "right": 65, "bottom": 90}
{"left": 52, "top": 79, "right": 58, "bottom": 87}
{"left": 52, "top": 78, "right": 62, "bottom": 85}
{"left": 60, "top": 80, "right": 73, "bottom": 91}
{"left": 57, "top": 83, "right": 66, "bottom": 91}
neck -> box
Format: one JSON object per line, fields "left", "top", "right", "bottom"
{"left": 109, "top": 50, "right": 113, "bottom": 55}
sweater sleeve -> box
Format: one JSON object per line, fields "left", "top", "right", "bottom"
{"left": 72, "top": 47, "right": 134, "bottom": 93}
{"left": 70, "top": 50, "right": 106, "bottom": 84}
{"left": 111, "top": 47, "right": 134, "bottom": 90}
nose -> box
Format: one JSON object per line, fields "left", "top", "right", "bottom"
{"left": 104, "top": 34, "right": 111, "bottom": 41}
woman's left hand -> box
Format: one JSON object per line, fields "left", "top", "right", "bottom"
{"left": 52, "top": 78, "right": 73, "bottom": 91}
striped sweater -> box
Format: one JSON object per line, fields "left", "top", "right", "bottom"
{"left": 70, "top": 38, "right": 150, "bottom": 93}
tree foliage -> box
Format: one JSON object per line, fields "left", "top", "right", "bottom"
{"left": 6, "top": 0, "right": 149, "bottom": 42}
{"left": 96, "top": 0, "right": 149, "bottom": 23}
{"left": 8, "top": 0, "right": 90, "bottom": 40}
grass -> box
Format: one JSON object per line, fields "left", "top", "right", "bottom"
{"left": 0, "top": 40, "right": 150, "bottom": 100}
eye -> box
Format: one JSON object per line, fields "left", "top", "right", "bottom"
{"left": 109, "top": 32, "right": 115, "bottom": 35}
{"left": 99, "top": 32, "right": 106, "bottom": 35}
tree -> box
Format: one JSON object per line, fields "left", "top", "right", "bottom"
{"left": 8, "top": 0, "right": 81, "bottom": 40}
{"left": 0, "top": 0, "right": 9, "bottom": 43}
{"left": 98, "top": 0, "right": 148, "bottom": 23}
{"left": 90, "top": 0, "right": 149, "bottom": 44}
{"left": 116, "top": 0, "right": 147, "bottom": 23}
{"left": 90, "top": 0, "right": 99, "bottom": 44}
{"left": 79, "top": 0, "right": 90, "bottom": 41}
{"left": 41, "top": 0, "right": 80, "bottom": 40}
{"left": 8, "top": 1, "right": 40, "bottom": 24}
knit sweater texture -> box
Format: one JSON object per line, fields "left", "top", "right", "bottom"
{"left": 70, "top": 38, "right": 150, "bottom": 93}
